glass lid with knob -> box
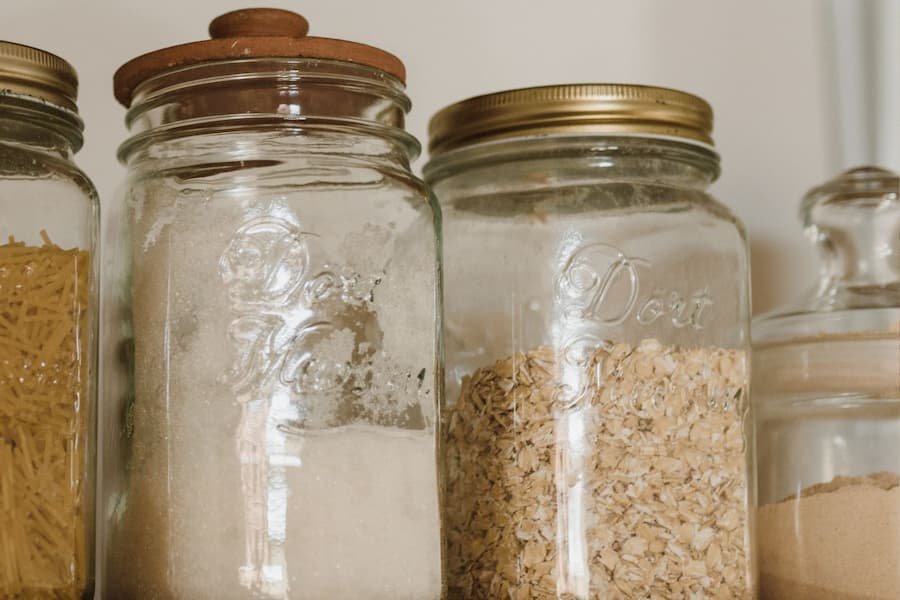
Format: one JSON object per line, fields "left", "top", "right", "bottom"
{"left": 754, "top": 165, "right": 900, "bottom": 342}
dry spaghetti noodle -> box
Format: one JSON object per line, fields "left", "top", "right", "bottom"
{"left": 0, "top": 231, "right": 90, "bottom": 598}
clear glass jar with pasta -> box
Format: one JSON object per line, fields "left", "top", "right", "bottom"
{"left": 0, "top": 41, "right": 99, "bottom": 599}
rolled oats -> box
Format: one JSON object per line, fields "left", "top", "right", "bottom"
{"left": 444, "top": 340, "right": 752, "bottom": 599}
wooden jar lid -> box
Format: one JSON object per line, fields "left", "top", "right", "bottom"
{"left": 114, "top": 8, "right": 406, "bottom": 107}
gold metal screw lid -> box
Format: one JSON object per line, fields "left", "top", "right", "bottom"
{"left": 0, "top": 41, "right": 78, "bottom": 113}
{"left": 428, "top": 83, "right": 714, "bottom": 155}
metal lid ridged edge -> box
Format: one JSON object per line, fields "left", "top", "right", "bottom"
{"left": 428, "top": 83, "right": 714, "bottom": 155}
{"left": 0, "top": 41, "right": 78, "bottom": 112}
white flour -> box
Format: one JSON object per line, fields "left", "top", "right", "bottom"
{"left": 282, "top": 426, "right": 441, "bottom": 599}
{"left": 106, "top": 184, "right": 441, "bottom": 599}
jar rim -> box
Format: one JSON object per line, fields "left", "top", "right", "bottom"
{"left": 118, "top": 58, "right": 416, "bottom": 163}
{"left": 117, "top": 115, "right": 421, "bottom": 165}
{"left": 126, "top": 57, "right": 410, "bottom": 127}
{"left": 753, "top": 306, "right": 900, "bottom": 347}
{"left": 423, "top": 133, "right": 721, "bottom": 184}
{"left": 0, "top": 90, "right": 84, "bottom": 152}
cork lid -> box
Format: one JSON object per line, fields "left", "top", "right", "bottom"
{"left": 114, "top": 8, "right": 406, "bottom": 107}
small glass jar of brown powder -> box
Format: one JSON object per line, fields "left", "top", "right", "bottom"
{"left": 425, "top": 85, "right": 755, "bottom": 599}
{"left": 754, "top": 166, "right": 900, "bottom": 600}
{"left": 0, "top": 41, "right": 99, "bottom": 598}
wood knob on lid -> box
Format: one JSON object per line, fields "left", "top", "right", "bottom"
{"left": 209, "top": 8, "right": 310, "bottom": 39}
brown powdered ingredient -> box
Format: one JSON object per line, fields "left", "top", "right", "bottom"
{"left": 444, "top": 339, "right": 752, "bottom": 599}
{"left": 759, "top": 472, "right": 900, "bottom": 600}
{"left": 0, "top": 234, "right": 91, "bottom": 598}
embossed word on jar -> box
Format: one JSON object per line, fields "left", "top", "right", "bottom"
{"left": 556, "top": 242, "right": 714, "bottom": 329}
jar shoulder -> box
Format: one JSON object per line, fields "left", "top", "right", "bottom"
{"left": 0, "top": 140, "right": 98, "bottom": 203}
{"left": 121, "top": 155, "right": 435, "bottom": 216}
{"left": 442, "top": 181, "right": 745, "bottom": 235}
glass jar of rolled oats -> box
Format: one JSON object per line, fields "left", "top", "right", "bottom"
{"left": 754, "top": 166, "right": 900, "bottom": 600}
{"left": 425, "top": 84, "right": 754, "bottom": 599}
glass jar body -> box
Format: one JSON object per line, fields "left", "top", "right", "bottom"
{"left": 754, "top": 317, "right": 900, "bottom": 600}
{"left": 754, "top": 312, "right": 900, "bottom": 600}
{"left": 103, "top": 126, "right": 443, "bottom": 599}
{"left": 0, "top": 94, "right": 99, "bottom": 599}
{"left": 426, "top": 136, "right": 754, "bottom": 599}
{"left": 752, "top": 167, "right": 900, "bottom": 600}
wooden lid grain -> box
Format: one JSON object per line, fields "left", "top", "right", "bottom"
{"left": 114, "top": 8, "right": 405, "bottom": 107}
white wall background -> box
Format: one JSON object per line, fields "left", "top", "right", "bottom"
{"left": 3, "top": 0, "right": 898, "bottom": 314}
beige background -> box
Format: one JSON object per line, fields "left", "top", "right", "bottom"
{"left": 4, "top": 0, "right": 896, "bottom": 314}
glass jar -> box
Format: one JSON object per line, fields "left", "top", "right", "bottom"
{"left": 102, "top": 9, "right": 442, "bottom": 599}
{"left": 0, "top": 42, "right": 98, "bottom": 599}
{"left": 753, "top": 166, "right": 900, "bottom": 600}
{"left": 425, "top": 85, "right": 755, "bottom": 599}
